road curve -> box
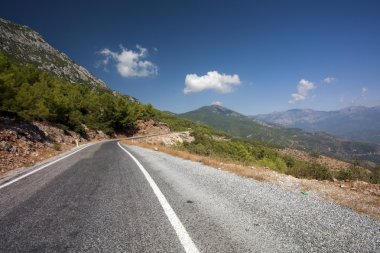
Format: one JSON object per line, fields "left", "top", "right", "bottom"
{"left": 0, "top": 141, "right": 379, "bottom": 252}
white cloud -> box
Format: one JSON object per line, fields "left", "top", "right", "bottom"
{"left": 361, "top": 87, "right": 368, "bottom": 94}
{"left": 212, "top": 101, "right": 223, "bottom": 106}
{"left": 183, "top": 71, "right": 241, "bottom": 94}
{"left": 99, "top": 45, "right": 157, "bottom": 78}
{"left": 323, "top": 76, "right": 336, "bottom": 84}
{"left": 289, "top": 79, "right": 316, "bottom": 103}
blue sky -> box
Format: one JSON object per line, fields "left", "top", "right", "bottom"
{"left": 1, "top": 0, "right": 379, "bottom": 114}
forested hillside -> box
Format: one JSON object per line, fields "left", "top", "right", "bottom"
{"left": 0, "top": 53, "right": 155, "bottom": 136}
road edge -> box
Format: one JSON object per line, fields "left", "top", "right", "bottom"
{"left": 0, "top": 140, "right": 107, "bottom": 188}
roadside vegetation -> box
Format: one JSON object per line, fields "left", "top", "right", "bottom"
{"left": 183, "top": 131, "right": 379, "bottom": 183}
{"left": 154, "top": 112, "right": 379, "bottom": 184}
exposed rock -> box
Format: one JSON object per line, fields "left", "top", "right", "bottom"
{"left": 0, "top": 18, "right": 105, "bottom": 87}
{"left": 131, "top": 131, "right": 194, "bottom": 146}
{"left": 134, "top": 119, "right": 170, "bottom": 136}
{"left": 0, "top": 116, "right": 110, "bottom": 174}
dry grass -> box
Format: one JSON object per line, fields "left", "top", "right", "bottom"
{"left": 299, "top": 180, "right": 380, "bottom": 219}
{"left": 123, "top": 140, "right": 380, "bottom": 220}
{"left": 278, "top": 147, "right": 351, "bottom": 171}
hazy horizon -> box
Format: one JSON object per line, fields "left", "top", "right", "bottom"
{"left": 177, "top": 103, "right": 380, "bottom": 116}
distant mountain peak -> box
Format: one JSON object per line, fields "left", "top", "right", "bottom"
{"left": 202, "top": 105, "right": 245, "bottom": 117}
{"left": 0, "top": 18, "right": 105, "bottom": 87}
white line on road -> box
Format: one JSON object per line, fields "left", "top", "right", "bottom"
{"left": 118, "top": 142, "right": 200, "bottom": 253}
{"left": 0, "top": 143, "right": 95, "bottom": 190}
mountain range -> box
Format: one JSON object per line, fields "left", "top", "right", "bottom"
{"left": 253, "top": 106, "right": 380, "bottom": 144}
{"left": 180, "top": 105, "right": 380, "bottom": 164}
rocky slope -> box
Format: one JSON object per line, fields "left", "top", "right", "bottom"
{"left": 0, "top": 115, "right": 109, "bottom": 174}
{"left": 0, "top": 115, "right": 175, "bottom": 174}
{"left": 134, "top": 119, "right": 170, "bottom": 136}
{"left": 0, "top": 18, "right": 105, "bottom": 87}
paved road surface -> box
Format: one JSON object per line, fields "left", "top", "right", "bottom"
{"left": 0, "top": 141, "right": 379, "bottom": 252}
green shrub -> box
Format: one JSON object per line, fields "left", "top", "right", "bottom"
{"left": 368, "top": 167, "right": 380, "bottom": 184}
{"left": 284, "top": 155, "right": 296, "bottom": 168}
{"left": 311, "top": 163, "right": 333, "bottom": 180}
{"left": 53, "top": 143, "right": 61, "bottom": 151}
{"left": 336, "top": 165, "right": 369, "bottom": 181}
{"left": 290, "top": 163, "right": 333, "bottom": 180}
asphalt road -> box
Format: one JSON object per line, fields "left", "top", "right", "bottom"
{"left": 0, "top": 141, "right": 379, "bottom": 252}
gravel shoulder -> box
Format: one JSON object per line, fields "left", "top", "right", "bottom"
{"left": 124, "top": 144, "right": 380, "bottom": 253}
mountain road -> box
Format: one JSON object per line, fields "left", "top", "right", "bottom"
{"left": 0, "top": 141, "right": 379, "bottom": 252}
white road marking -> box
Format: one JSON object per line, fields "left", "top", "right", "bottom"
{"left": 0, "top": 143, "right": 95, "bottom": 190}
{"left": 118, "top": 142, "right": 200, "bottom": 253}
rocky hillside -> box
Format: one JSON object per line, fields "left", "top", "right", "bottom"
{"left": 253, "top": 106, "right": 380, "bottom": 144}
{"left": 0, "top": 114, "right": 110, "bottom": 174}
{"left": 0, "top": 18, "right": 104, "bottom": 87}
{"left": 0, "top": 115, "right": 174, "bottom": 174}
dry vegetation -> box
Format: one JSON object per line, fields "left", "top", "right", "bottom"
{"left": 123, "top": 139, "right": 380, "bottom": 220}
{"left": 278, "top": 147, "right": 351, "bottom": 171}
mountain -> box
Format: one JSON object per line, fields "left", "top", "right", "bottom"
{"left": 0, "top": 18, "right": 104, "bottom": 87}
{"left": 253, "top": 106, "right": 380, "bottom": 144}
{"left": 180, "top": 105, "right": 380, "bottom": 164}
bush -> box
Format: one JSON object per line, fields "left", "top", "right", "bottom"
{"left": 289, "top": 163, "right": 333, "bottom": 180}
{"left": 336, "top": 165, "right": 368, "bottom": 181}
{"left": 368, "top": 167, "right": 380, "bottom": 184}
{"left": 53, "top": 143, "right": 61, "bottom": 151}
{"left": 284, "top": 155, "right": 296, "bottom": 168}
